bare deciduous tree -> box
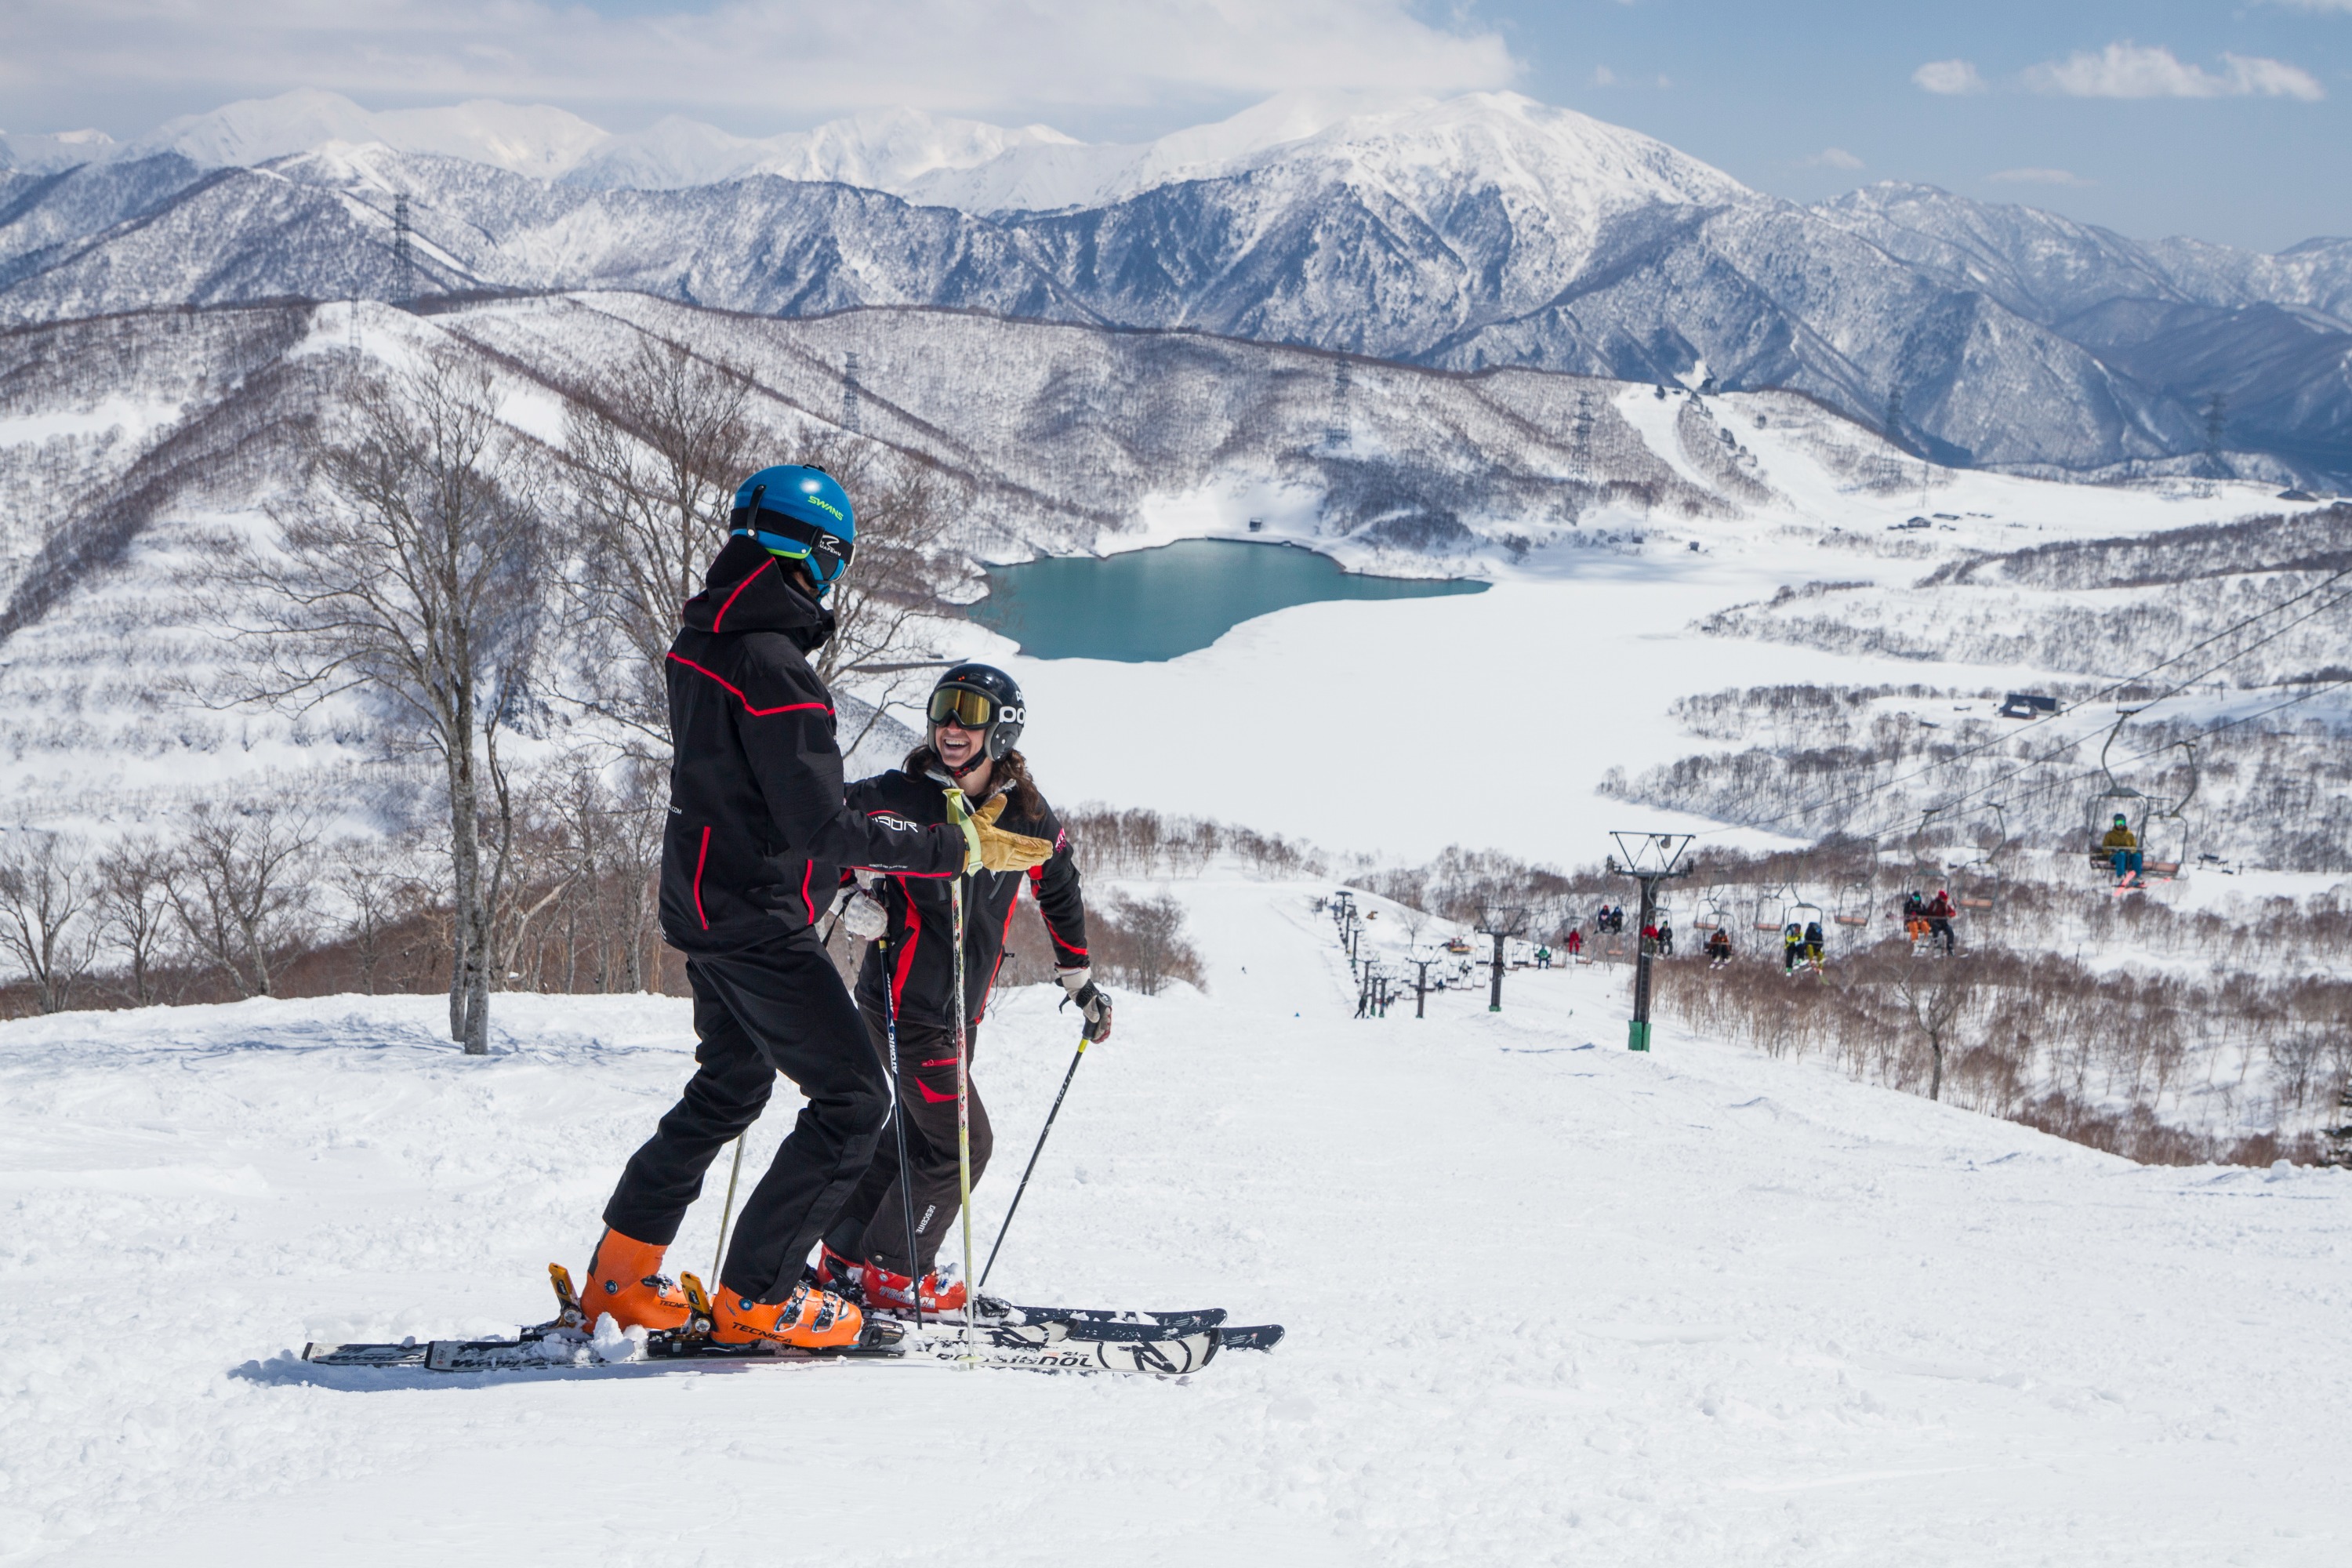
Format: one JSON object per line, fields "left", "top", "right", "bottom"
{"left": 561, "top": 338, "right": 759, "bottom": 750}
{"left": 1096, "top": 891, "right": 1204, "bottom": 997}
{"left": 220, "top": 348, "right": 547, "bottom": 1051}
{"left": 97, "top": 835, "right": 176, "bottom": 1005}
{"left": 793, "top": 433, "right": 966, "bottom": 695}
{"left": 559, "top": 346, "right": 968, "bottom": 764}
{"left": 329, "top": 839, "right": 419, "bottom": 997}
{"left": 0, "top": 829, "right": 100, "bottom": 1014}
{"left": 165, "top": 804, "right": 318, "bottom": 999}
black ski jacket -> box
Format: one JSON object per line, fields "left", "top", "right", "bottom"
{"left": 848, "top": 763, "right": 1089, "bottom": 1029}
{"left": 658, "top": 538, "right": 964, "bottom": 955}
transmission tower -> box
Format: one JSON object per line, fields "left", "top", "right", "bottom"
{"left": 1326, "top": 358, "right": 1351, "bottom": 449}
{"left": 843, "top": 350, "right": 862, "bottom": 434}
{"left": 390, "top": 194, "right": 416, "bottom": 304}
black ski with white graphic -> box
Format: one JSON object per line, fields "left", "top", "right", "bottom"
{"left": 974, "top": 1298, "right": 1232, "bottom": 1335}
{"left": 297, "top": 1265, "right": 1279, "bottom": 1377}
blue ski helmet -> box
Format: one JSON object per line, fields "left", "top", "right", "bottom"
{"left": 731, "top": 465, "right": 855, "bottom": 596}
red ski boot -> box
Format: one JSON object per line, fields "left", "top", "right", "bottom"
{"left": 859, "top": 1257, "right": 967, "bottom": 1318}
{"left": 710, "top": 1282, "right": 863, "bottom": 1349}
{"left": 577, "top": 1228, "right": 690, "bottom": 1334}
{"left": 813, "top": 1241, "right": 863, "bottom": 1296}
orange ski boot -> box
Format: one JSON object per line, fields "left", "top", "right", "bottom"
{"left": 710, "top": 1282, "right": 864, "bottom": 1349}
{"left": 577, "top": 1227, "right": 690, "bottom": 1334}
{"left": 859, "top": 1257, "right": 967, "bottom": 1319}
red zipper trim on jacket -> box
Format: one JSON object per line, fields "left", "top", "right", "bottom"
{"left": 709, "top": 557, "right": 772, "bottom": 633}
{"left": 692, "top": 826, "right": 713, "bottom": 930}
{"left": 978, "top": 884, "right": 1024, "bottom": 1022}
{"left": 800, "top": 859, "right": 816, "bottom": 925}
{"left": 666, "top": 652, "right": 833, "bottom": 717}
{"left": 1028, "top": 860, "right": 1087, "bottom": 959}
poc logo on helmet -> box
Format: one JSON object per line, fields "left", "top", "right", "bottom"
{"left": 997, "top": 705, "right": 1025, "bottom": 726}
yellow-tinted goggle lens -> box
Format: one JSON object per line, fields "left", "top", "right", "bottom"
{"left": 927, "top": 688, "right": 994, "bottom": 728}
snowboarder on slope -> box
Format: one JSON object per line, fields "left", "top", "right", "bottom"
{"left": 577, "top": 468, "right": 1053, "bottom": 1350}
{"left": 818, "top": 663, "right": 1112, "bottom": 1316}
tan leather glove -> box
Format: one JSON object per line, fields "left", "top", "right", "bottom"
{"left": 951, "top": 792, "right": 1054, "bottom": 874}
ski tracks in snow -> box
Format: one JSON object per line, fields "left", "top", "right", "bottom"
{"left": 0, "top": 880, "right": 2347, "bottom": 1564}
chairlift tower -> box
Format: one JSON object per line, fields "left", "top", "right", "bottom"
{"left": 1606, "top": 831, "right": 1695, "bottom": 1052}
{"left": 1475, "top": 904, "right": 1528, "bottom": 1013}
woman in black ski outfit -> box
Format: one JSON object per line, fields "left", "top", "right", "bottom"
{"left": 820, "top": 663, "right": 1113, "bottom": 1316}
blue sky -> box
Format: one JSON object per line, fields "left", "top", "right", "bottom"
{"left": 1486, "top": 0, "right": 2351, "bottom": 250}
{"left": 1, "top": 0, "right": 2344, "bottom": 249}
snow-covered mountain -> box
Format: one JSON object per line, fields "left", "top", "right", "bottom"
{"left": 3, "top": 89, "right": 2347, "bottom": 484}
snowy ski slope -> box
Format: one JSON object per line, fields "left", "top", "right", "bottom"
{"left": 2, "top": 874, "right": 2345, "bottom": 1565}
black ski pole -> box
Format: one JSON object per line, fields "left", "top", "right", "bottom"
{"left": 978, "top": 1029, "right": 1089, "bottom": 1290}
{"left": 881, "top": 937, "right": 922, "bottom": 1323}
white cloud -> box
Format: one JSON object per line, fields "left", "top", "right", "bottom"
{"left": 1591, "top": 65, "right": 1618, "bottom": 87}
{"left": 0, "top": 0, "right": 1519, "bottom": 127}
{"left": 1987, "top": 167, "right": 2091, "bottom": 187}
{"left": 2024, "top": 42, "right": 2324, "bottom": 100}
{"left": 1804, "top": 147, "right": 1864, "bottom": 170}
{"left": 1913, "top": 59, "right": 1987, "bottom": 96}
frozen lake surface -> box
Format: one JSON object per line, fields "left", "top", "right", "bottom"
{"left": 966, "top": 539, "right": 1486, "bottom": 661}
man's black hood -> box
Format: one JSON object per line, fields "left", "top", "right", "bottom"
{"left": 682, "top": 535, "right": 836, "bottom": 652}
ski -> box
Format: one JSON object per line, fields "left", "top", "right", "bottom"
{"left": 296, "top": 1265, "right": 1278, "bottom": 1376}
{"left": 300, "top": 1322, "right": 1232, "bottom": 1377}
{"left": 969, "top": 1295, "right": 1226, "bottom": 1335}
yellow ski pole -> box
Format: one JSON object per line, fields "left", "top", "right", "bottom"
{"left": 946, "top": 788, "right": 979, "bottom": 1362}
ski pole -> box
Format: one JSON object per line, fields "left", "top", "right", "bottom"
{"left": 978, "top": 1027, "right": 1088, "bottom": 1290}
{"left": 946, "top": 789, "right": 978, "bottom": 1358}
{"left": 880, "top": 934, "right": 921, "bottom": 1332}
{"left": 710, "top": 1134, "right": 746, "bottom": 1286}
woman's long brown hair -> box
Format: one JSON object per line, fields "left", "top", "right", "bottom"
{"left": 906, "top": 743, "right": 1043, "bottom": 818}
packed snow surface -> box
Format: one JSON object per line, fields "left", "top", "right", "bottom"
{"left": 2, "top": 877, "right": 2344, "bottom": 1564}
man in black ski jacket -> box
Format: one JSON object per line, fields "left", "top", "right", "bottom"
{"left": 579, "top": 466, "right": 1052, "bottom": 1352}
{"left": 818, "top": 662, "right": 1111, "bottom": 1316}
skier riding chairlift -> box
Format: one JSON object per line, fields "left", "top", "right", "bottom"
{"left": 1923, "top": 888, "right": 1958, "bottom": 955}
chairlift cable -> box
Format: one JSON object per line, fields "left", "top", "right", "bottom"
{"left": 1715, "top": 583, "right": 2352, "bottom": 848}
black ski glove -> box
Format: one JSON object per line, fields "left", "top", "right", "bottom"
{"left": 1058, "top": 967, "right": 1114, "bottom": 1043}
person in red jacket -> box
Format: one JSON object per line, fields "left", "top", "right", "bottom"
{"left": 576, "top": 467, "right": 1051, "bottom": 1351}
{"left": 1924, "top": 888, "right": 1958, "bottom": 956}
{"left": 819, "top": 663, "right": 1110, "bottom": 1317}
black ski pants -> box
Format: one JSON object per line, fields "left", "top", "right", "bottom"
{"left": 823, "top": 1009, "right": 993, "bottom": 1277}
{"left": 602, "top": 929, "right": 891, "bottom": 1303}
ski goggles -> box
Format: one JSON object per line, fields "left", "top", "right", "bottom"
{"left": 731, "top": 506, "right": 853, "bottom": 590}
{"left": 927, "top": 687, "right": 998, "bottom": 729}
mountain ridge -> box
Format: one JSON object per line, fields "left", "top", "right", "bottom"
{"left": 3, "top": 89, "right": 2346, "bottom": 485}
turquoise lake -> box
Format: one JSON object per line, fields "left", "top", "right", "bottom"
{"left": 965, "top": 539, "right": 1488, "bottom": 662}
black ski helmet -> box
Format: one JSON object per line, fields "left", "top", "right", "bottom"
{"left": 927, "top": 662, "right": 1025, "bottom": 761}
